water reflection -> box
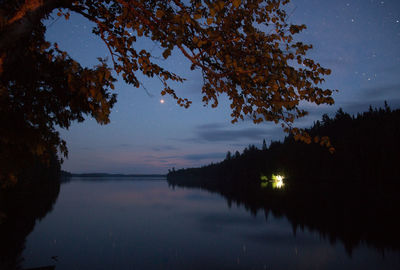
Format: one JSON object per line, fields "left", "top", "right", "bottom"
{"left": 169, "top": 176, "right": 400, "bottom": 256}
{"left": 0, "top": 177, "right": 60, "bottom": 270}
{"left": 16, "top": 177, "right": 400, "bottom": 270}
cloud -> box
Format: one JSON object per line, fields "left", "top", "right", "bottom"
{"left": 192, "top": 123, "right": 277, "bottom": 143}
{"left": 228, "top": 143, "right": 250, "bottom": 148}
{"left": 198, "top": 128, "right": 269, "bottom": 142}
{"left": 181, "top": 152, "right": 225, "bottom": 161}
{"left": 196, "top": 123, "right": 226, "bottom": 129}
{"left": 160, "top": 152, "right": 226, "bottom": 161}
{"left": 151, "top": 145, "right": 179, "bottom": 152}
{"left": 116, "top": 143, "right": 133, "bottom": 148}
{"left": 360, "top": 83, "right": 400, "bottom": 100}
{"left": 170, "top": 121, "right": 285, "bottom": 146}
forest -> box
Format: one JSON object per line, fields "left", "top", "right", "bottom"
{"left": 167, "top": 104, "right": 400, "bottom": 253}
{"left": 168, "top": 103, "right": 400, "bottom": 185}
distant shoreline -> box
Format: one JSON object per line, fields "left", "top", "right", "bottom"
{"left": 63, "top": 172, "right": 166, "bottom": 178}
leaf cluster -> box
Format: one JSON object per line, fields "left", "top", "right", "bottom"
{"left": 0, "top": 0, "right": 335, "bottom": 184}
{"left": 69, "top": 0, "right": 334, "bottom": 123}
{"left": 0, "top": 17, "right": 116, "bottom": 183}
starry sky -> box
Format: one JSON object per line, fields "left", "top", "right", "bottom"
{"left": 45, "top": 0, "right": 400, "bottom": 174}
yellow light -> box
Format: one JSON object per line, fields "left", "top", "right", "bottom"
{"left": 261, "top": 174, "right": 285, "bottom": 189}
{"left": 261, "top": 182, "right": 268, "bottom": 188}
{"left": 160, "top": 99, "right": 165, "bottom": 104}
{"left": 272, "top": 174, "right": 285, "bottom": 189}
{"left": 275, "top": 178, "right": 283, "bottom": 188}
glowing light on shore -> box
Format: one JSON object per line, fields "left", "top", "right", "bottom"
{"left": 275, "top": 177, "right": 284, "bottom": 188}
{"left": 260, "top": 174, "right": 285, "bottom": 189}
{"left": 272, "top": 174, "right": 285, "bottom": 189}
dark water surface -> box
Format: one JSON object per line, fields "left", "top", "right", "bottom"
{"left": 22, "top": 177, "right": 400, "bottom": 270}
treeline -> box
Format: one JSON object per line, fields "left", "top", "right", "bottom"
{"left": 168, "top": 103, "right": 400, "bottom": 185}
{"left": 68, "top": 173, "right": 166, "bottom": 178}
{"left": 167, "top": 104, "right": 400, "bottom": 253}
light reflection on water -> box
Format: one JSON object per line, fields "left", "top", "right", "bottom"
{"left": 22, "top": 177, "right": 400, "bottom": 270}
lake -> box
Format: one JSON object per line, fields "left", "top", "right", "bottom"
{"left": 21, "top": 177, "right": 400, "bottom": 270}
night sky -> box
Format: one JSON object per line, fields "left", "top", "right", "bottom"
{"left": 45, "top": 0, "right": 400, "bottom": 174}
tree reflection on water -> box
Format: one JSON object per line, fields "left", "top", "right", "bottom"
{"left": 0, "top": 177, "right": 60, "bottom": 270}
{"left": 168, "top": 176, "right": 400, "bottom": 255}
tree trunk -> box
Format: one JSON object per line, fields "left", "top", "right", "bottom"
{"left": 0, "top": 0, "right": 72, "bottom": 73}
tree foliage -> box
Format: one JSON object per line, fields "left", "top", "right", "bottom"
{"left": 0, "top": 0, "right": 334, "bottom": 184}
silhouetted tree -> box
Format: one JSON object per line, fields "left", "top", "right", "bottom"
{"left": 262, "top": 139, "right": 267, "bottom": 151}
{"left": 225, "top": 151, "right": 232, "bottom": 161}
{"left": 1, "top": 0, "right": 334, "bottom": 184}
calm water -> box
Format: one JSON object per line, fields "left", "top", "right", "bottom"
{"left": 22, "top": 177, "right": 400, "bottom": 270}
